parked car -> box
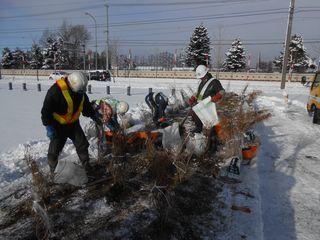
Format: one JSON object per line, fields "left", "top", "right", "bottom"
{"left": 101, "top": 71, "right": 111, "bottom": 81}
{"left": 87, "top": 70, "right": 111, "bottom": 81}
{"left": 88, "top": 71, "right": 100, "bottom": 81}
{"left": 49, "top": 71, "right": 68, "bottom": 81}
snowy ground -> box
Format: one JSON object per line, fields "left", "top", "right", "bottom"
{"left": 0, "top": 75, "right": 319, "bottom": 239}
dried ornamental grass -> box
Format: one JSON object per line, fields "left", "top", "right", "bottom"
{"left": 24, "top": 146, "right": 50, "bottom": 204}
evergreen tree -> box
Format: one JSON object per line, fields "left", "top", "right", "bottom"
{"left": 1, "top": 48, "right": 14, "bottom": 69}
{"left": 185, "top": 24, "right": 211, "bottom": 67}
{"left": 30, "top": 44, "right": 43, "bottom": 69}
{"left": 12, "top": 48, "right": 26, "bottom": 69}
{"left": 41, "top": 37, "right": 56, "bottom": 69}
{"left": 274, "top": 34, "right": 311, "bottom": 73}
{"left": 54, "top": 37, "right": 70, "bottom": 69}
{"left": 223, "top": 38, "right": 247, "bottom": 72}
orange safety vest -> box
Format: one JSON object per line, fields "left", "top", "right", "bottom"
{"left": 53, "top": 79, "right": 84, "bottom": 124}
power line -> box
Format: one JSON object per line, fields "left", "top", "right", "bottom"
{"left": 0, "top": 0, "right": 105, "bottom": 10}
{"left": 109, "top": 8, "right": 289, "bottom": 27}
{"left": 0, "top": 1, "right": 318, "bottom": 23}
{"left": 0, "top": 0, "right": 250, "bottom": 10}
{"left": 0, "top": 0, "right": 264, "bottom": 19}
{"left": 83, "top": 36, "right": 320, "bottom": 46}
{"left": 0, "top": 4, "right": 105, "bottom": 19}
{"left": 0, "top": 5, "right": 317, "bottom": 28}
{"left": 0, "top": 8, "right": 290, "bottom": 34}
{"left": 109, "top": 7, "right": 319, "bottom": 27}
{"left": 108, "top": 0, "right": 259, "bottom": 6}
{"left": 87, "top": 38, "right": 320, "bottom": 43}
{"left": 0, "top": 5, "right": 209, "bottom": 22}
{"left": 110, "top": 17, "right": 287, "bottom": 37}
{"left": 110, "top": 8, "right": 320, "bottom": 27}
{"left": 4, "top": 39, "right": 319, "bottom": 50}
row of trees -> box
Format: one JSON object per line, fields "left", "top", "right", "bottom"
{"left": 185, "top": 24, "right": 315, "bottom": 72}
{"left": 1, "top": 21, "right": 91, "bottom": 70}
{"left": 1, "top": 22, "right": 316, "bottom": 73}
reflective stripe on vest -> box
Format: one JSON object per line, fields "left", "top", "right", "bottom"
{"left": 53, "top": 79, "right": 84, "bottom": 124}
{"left": 197, "top": 78, "right": 215, "bottom": 101}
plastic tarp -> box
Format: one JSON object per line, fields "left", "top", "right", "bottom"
{"left": 186, "top": 133, "right": 207, "bottom": 156}
{"left": 125, "top": 123, "right": 146, "bottom": 134}
{"left": 192, "top": 97, "right": 219, "bottom": 128}
{"left": 159, "top": 122, "right": 182, "bottom": 149}
{"left": 54, "top": 156, "right": 88, "bottom": 186}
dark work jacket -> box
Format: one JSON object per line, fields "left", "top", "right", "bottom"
{"left": 41, "top": 82, "right": 95, "bottom": 128}
{"left": 196, "top": 73, "right": 225, "bottom": 100}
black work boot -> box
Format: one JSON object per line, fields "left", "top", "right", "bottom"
{"left": 78, "top": 151, "right": 95, "bottom": 181}
{"left": 48, "top": 156, "right": 58, "bottom": 181}
{"left": 84, "top": 162, "right": 96, "bottom": 182}
{"left": 83, "top": 161, "right": 93, "bottom": 173}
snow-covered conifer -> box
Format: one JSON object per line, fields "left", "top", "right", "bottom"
{"left": 1, "top": 48, "right": 14, "bottom": 69}
{"left": 274, "top": 34, "right": 311, "bottom": 73}
{"left": 41, "top": 37, "right": 56, "bottom": 69}
{"left": 12, "top": 48, "right": 26, "bottom": 69}
{"left": 223, "top": 38, "right": 247, "bottom": 72}
{"left": 54, "top": 37, "right": 70, "bottom": 69}
{"left": 29, "top": 44, "right": 43, "bottom": 69}
{"left": 185, "top": 24, "right": 211, "bottom": 67}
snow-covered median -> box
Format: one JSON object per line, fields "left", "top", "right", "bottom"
{"left": 1, "top": 77, "right": 319, "bottom": 239}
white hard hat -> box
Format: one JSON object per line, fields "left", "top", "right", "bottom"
{"left": 117, "top": 101, "right": 129, "bottom": 114}
{"left": 67, "top": 72, "right": 88, "bottom": 93}
{"left": 195, "top": 65, "right": 208, "bottom": 79}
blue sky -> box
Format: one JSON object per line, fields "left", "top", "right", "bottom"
{"left": 0, "top": 0, "right": 319, "bottom": 64}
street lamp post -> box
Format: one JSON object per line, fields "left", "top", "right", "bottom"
{"left": 85, "top": 12, "right": 98, "bottom": 70}
{"left": 82, "top": 44, "right": 86, "bottom": 71}
{"left": 105, "top": 3, "right": 109, "bottom": 71}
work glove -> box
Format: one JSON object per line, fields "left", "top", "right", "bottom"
{"left": 159, "top": 117, "right": 167, "bottom": 122}
{"left": 211, "top": 92, "right": 223, "bottom": 102}
{"left": 188, "top": 95, "right": 197, "bottom": 106}
{"left": 46, "top": 125, "right": 55, "bottom": 140}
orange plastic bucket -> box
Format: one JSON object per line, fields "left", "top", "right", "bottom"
{"left": 214, "top": 123, "right": 223, "bottom": 140}
{"left": 104, "top": 131, "right": 159, "bottom": 145}
{"left": 242, "top": 145, "right": 258, "bottom": 160}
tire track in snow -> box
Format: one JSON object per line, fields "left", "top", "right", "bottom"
{"left": 256, "top": 95, "right": 320, "bottom": 240}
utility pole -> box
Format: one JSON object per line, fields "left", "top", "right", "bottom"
{"left": 85, "top": 12, "right": 98, "bottom": 70}
{"left": 256, "top": 52, "right": 261, "bottom": 72}
{"left": 281, "top": 0, "right": 295, "bottom": 89}
{"left": 105, "top": 2, "right": 109, "bottom": 71}
{"left": 83, "top": 44, "right": 86, "bottom": 70}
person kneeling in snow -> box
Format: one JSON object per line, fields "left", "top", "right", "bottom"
{"left": 145, "top": 91, "right": 169, "bottom": 127}
{"left": 41, "top": 72, "right": 102, "bottom": 175}
{"left": 188, "top": 65, "right": 225, "bottom": 133}
{"left": 92, "top": 97, "right": 129, "bottom": 131}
